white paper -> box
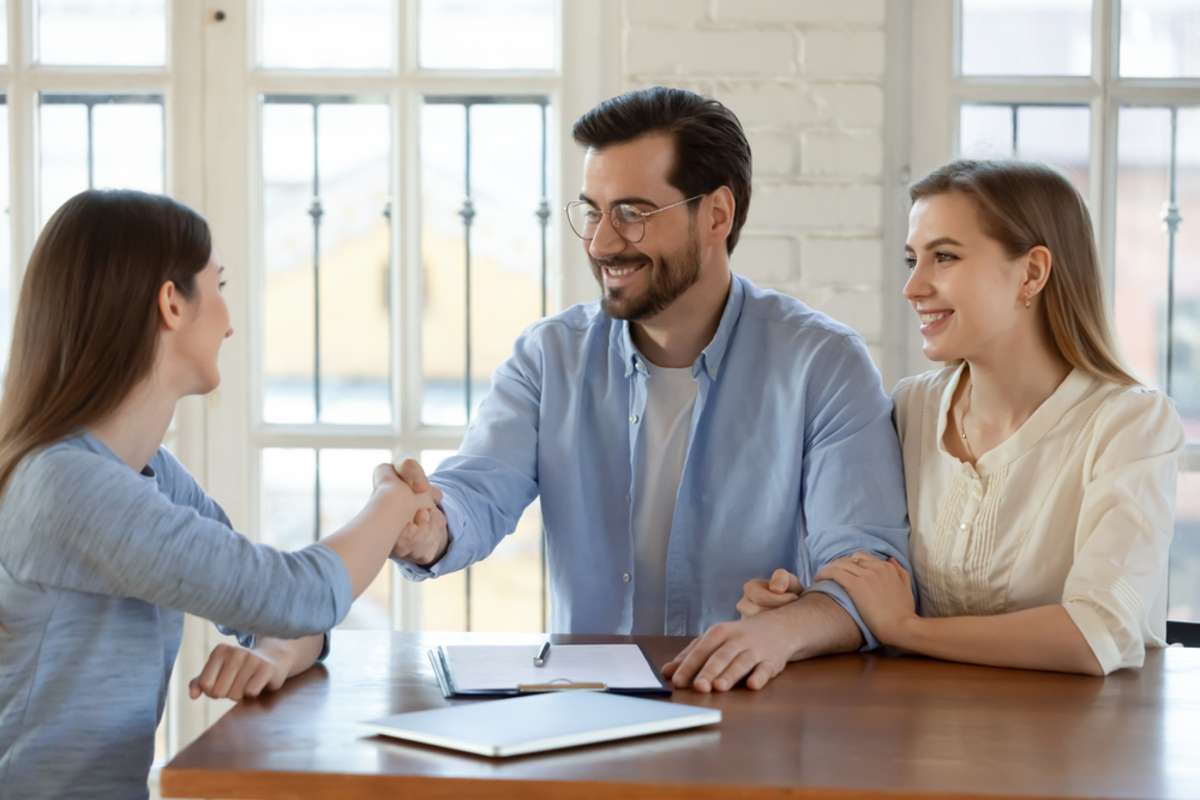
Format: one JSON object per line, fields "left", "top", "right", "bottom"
{"left": 441, "top": 644, "right": 663, "bottom": 691}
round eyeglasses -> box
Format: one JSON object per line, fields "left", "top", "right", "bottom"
{"left": 564, "top": 194, "right": 705, "bottom": 244}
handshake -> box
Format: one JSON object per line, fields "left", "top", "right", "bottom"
{"left": 370, "top": 458, "right": 449, "bottom": 567}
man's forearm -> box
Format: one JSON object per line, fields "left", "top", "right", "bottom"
{"left": 777, "top": 592, "right": 864, "bottom": 661}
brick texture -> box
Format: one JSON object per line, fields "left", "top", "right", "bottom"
{"left": 620, "top": 0, "right": 890, "bottom": 356}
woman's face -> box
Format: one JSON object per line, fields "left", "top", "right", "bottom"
{"left": 173, "top": 257, "right": 233, "bottom": 395}
{"left": 903, "top": 192, "right": 1032, "bottom": 364}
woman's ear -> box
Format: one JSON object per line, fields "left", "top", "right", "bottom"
{"left": 158, "top": 281, "right": 185, "bottom": 332}
{"left": 1021, "top": 245, "right": 1053, "bottom": 303}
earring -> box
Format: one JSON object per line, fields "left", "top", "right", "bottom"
{"left": 1024, "top": 296, "right": 1032, "bottom": 309}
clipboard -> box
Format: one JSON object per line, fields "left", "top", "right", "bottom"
{"left": 428, "top": 644, "right": 673, "bottom": 698}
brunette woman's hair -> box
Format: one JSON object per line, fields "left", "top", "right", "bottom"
{"left": 0, "top": 189, "right": 211, "bottom": 496}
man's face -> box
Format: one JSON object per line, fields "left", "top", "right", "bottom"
{"left": 579, "top": 133, "right": 702, "bottom": 321}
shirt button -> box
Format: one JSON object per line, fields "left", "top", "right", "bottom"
{"left": 622, "top": 572, "right": 631, "bottom": 583}
{"left": 959, "top": 523, "right": 968, "bottom": 531}
{"left": 629, "top": 415, "right": 639, "bottom": 424}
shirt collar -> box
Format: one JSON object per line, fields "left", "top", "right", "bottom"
{"left": 936, "top": 363, "right": 1097, "bottom": 475}
{"left": 618, "top": 274, "right": 745, "bottom": 380}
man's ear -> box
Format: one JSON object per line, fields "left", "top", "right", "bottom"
{"left": 704, "top": 186, "right": 735, "bottom": 249}
{"left": 158, "top": 281, "right": 185, "bottom": 332}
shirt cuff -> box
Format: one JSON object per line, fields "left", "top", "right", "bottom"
{"left": 316, "top": 631, "right": 332, "bottom": 663}
{"left": 1063, "top": 600, "right": 1124, "bottom": 675}
{"left": 393, "top": 491, "right": 473, "bottom": 580}
{"left": 215, "top": 624, "right": 255, "bottom": 650}
{"left": 806, "top": 578, "right": 879, "bottom": 651}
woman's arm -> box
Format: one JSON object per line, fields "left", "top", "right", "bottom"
{"left": 892, "top": 604, "right": 1103, "bottom": 675}
{"left": 815, "top": 556, "right": 1104, "bottom": 675}
{"left": 0, "top": 448, "right": 435, "bottom": 638}
{"left": 189, "top": 634, "right": 326, "bottom": 701}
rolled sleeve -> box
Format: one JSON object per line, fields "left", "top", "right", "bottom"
{"left": 800, "top": 334, "right": 912, "bottom": 651}
{"left": 1061, "top": 388, "right": 1182, "bottom": 674}
{"left": 807, "top": 578, "right": 879, "bottom": 650}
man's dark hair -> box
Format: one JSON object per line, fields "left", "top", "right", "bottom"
{"left": 571, "top": 86, "right": 752, "bottom": 255}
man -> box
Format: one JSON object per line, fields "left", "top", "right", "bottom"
{"left": 389, "top": 86, "right": 909, "bottom": 691}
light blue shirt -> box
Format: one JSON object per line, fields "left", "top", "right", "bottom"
{"left": 399, "top": 274, "right": 910, "bottom": 645}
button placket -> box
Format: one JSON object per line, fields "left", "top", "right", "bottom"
{"left": 951, "top": 471, "right": 983, "bottom": 587}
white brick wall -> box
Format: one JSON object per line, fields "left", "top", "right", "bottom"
{"left": 620, "top": 0, "right": 890, "bottom": 363}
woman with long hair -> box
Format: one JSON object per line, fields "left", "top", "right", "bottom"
{"left": 738, "top": 160, "right": 1182, "bottom": 676}
{"left": 0, "top": 189, "right": 437, "bottom": 798}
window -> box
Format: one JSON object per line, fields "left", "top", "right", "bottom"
{"left": 912, "top": 0, "right": 1200, "bottom": 621}
{"left": 238, "top": 2, "right": 563, "bottom": 636}
{"left": 0, "top": 0, "right": 188, "bottom": 766}
{"left": 0, "top": 0, "right": 605, "bottom": 766}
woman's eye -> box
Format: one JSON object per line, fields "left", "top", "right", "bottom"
{"left": 904, "top": 256, "right": 917, "bottom": 271}
{"left": 934, "top": 251, "right": 958, "bottom": 263}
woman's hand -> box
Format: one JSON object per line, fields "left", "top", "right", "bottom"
{"left": 735, "top": 568, "right": 803, "bottom": 618}
{"left": 369, "top": 463, "right": 446, "bottom": 565}
{"left": 189, "top": 642, "right": 290, "bottom": 702}
{"left": 813, "top": 553, "right": 916, "bottom": 645}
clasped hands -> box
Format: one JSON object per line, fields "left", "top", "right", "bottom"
{"left": 371, "top": 458, "right": 450, "bottom": 567}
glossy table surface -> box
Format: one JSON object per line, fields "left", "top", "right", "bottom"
{"left": 162, "top": 632, "right": 1200, "bottom": 799}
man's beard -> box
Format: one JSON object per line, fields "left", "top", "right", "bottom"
{"left": 591, "top": 233, "right": 702, "bottom": 321}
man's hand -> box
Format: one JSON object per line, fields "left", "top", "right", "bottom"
{"left": 736, "top": 568, "right": 803, "bottom": 618}
{"left": 189, "top": 642, "right": 289, "bottom": 702}
{"left": 383, "top": 459, "right": 448, "bottom": 566}
{"left": 663, "top": 592, "right": 863, "bottom": 693}
{"left": 661, "top": 611, "right": 799, "bottom": 693}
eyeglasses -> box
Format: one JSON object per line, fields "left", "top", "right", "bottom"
{"left": 564, "top": 194, "right": 705, "bottom": 244}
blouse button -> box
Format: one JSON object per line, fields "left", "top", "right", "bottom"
{"left": 959, "top": 523, "right": 969, "bottom": 531}
{"left": 622, "top": 572, "right": 631, "bottom": 583}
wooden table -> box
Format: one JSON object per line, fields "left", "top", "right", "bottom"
{"left": 162, "top": 632, "right": 1200, "bottom": 799}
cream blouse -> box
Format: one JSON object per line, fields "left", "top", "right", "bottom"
{"left": 893, "top": 364, "right": 1184, "bottom": 674}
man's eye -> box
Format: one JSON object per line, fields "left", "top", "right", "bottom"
{"left": 614, "top": 205, "right": 644, "bottom": 224}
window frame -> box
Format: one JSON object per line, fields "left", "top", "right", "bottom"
{"left": 905, "top": 0, "right": 1200, "bottom": 629}
{"left": 201, "top": 0, "right": 617, "bottom": 647}
{"left": 0, "top": 0, "right": 211, "bottom": 763}
{"left": 907, "top": 0, "right": 1200, "bottom": 474}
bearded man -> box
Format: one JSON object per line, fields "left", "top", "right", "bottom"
{"left": 390, "top": 87, "right": 910, "bottom": 692}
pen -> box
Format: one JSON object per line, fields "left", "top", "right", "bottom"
{"left": 533, "top": 641, "right": 551, "bottom": 667}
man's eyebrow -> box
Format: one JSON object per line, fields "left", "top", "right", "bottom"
{"left": 576, "top": 193, "right": 660, "bottom": 208}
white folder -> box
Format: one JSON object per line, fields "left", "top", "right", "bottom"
{"left": 361, "top": 690, "right": 721, "bottom": 757}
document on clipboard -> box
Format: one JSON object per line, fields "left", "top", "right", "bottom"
{"left": 428, "top": 643, "right": 672, "bottom": 697}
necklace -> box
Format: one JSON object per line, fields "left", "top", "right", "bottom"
{"left": 957, "top": 380, "right": 976, "bottom": 462}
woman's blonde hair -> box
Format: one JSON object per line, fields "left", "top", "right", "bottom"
{"left": 910, "top": 159, "right": 1136, "bottom": 386}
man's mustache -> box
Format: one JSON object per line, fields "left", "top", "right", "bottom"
{"left": 591, "top": 255, "right": 649, "bottom": 269}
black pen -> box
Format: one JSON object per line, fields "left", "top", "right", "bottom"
{"left": 533, "top": 641, "right": 551, "bottom": 667}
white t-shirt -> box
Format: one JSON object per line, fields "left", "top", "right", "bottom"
{"left": 631, "top": 362, "right": 699, "bottom": 634}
